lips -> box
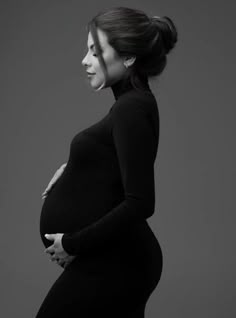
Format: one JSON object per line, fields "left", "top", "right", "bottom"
{"left": 87, "top": 72, "right": 95, "bottom": 75}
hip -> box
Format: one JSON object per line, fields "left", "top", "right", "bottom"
{"left": 66, "top": 221, "right": 162, "bottom": 273}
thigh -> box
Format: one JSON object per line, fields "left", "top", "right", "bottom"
{"left": 35, "top": 260, "right": 129, "bottom": 317}
{"left": 35, "top": 251, "right": 161, "bottom": 318}
{"left": 35, "top": 265, "right": 102, "bottom": 317}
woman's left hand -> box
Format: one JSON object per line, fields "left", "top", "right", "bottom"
{"left": 44, "top": 233, "right": 69, "bottom": 262}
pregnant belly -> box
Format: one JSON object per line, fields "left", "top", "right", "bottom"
{"left": 39, "top": 180, "right": 123, "bottom": 248}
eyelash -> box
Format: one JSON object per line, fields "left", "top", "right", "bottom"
{"left": 85, "top": 48, "right": 99, "bottom": 57}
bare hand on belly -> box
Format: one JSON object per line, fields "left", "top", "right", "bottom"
{"left": 44, "top": 233, "right": 76, "bottom": 269}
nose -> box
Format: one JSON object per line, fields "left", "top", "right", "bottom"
{"left": 81, "top": 51, "right": 90, "bottom": 67}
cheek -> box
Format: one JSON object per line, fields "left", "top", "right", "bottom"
{"left": 94, "top": 60, "right": 103, "bottom": 73}
{"left": 95, "top": 53, "right": 118, "bottom": 78}
{"left": 109, "top": 61, "right": 124, "bottom": 77}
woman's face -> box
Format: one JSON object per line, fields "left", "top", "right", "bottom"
{"left": 81, "top": 28, "right": 128, "bottom": 91}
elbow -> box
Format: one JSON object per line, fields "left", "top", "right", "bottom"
{"left": 127, "top": 193, "right": 155, "bottom": 219}
{"left": 145, "top": 201, "right": 155, "bottom": 219}
{"left": 141, "top": 194, "right": 155, "bottom": 219}
{"left": 140, "top": 193, "right": 155, "bottom": 219}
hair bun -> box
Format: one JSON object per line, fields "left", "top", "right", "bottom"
{"left": 89, "top": 7, "right": 178, "bottom": 80}
{"left": 151, "top": 15, "right": 178, "bottom": 55}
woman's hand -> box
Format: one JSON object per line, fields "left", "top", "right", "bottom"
{"left": 56, "top": 255, "right": 77, "bottom": 269}
{"left": 44, "top": 233, "right": 76, "bottom": 269}
{"left": 42, "top": 163, "right": 67, "bottom": 200}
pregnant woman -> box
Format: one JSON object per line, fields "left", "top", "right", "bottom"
{"left": 36, "top": 6, "right": 178, "bottom": 318}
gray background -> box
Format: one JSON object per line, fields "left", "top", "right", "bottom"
{"left": 1, "top": 0, "right": 235, "bottom": 317}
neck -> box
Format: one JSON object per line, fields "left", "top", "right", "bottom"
{"left": 111, "top": 73, "right": 151, "bottom": 101}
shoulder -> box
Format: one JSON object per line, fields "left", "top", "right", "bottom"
{"left": 109, "top": 90, "right": 160, "bottom": 141}
{"left": 111, "top": 89, "right": 157, "bottom": 118}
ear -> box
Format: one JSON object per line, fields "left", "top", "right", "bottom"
{"left": 124, "top": 56, "right": 136, "bottom": 67}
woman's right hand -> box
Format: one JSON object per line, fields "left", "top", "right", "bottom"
{"left": 57, "top": 255, "right": 77, "bottom": 269}
{"left": 42, "top": 163, "right": 67, "bottom": 200}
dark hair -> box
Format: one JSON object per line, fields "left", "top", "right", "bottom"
{"left": 87, "top": 6, "right": 178, "bottom": 91}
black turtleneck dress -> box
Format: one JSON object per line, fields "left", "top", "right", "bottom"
{"left": 36, "top": 77, "right": 163, "bottom": 318}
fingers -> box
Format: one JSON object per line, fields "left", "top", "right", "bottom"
{"left": 55, "top": 258, "right": 70, "bottom": 269}
{"left": 42, "top": 186, "right": 54, "bottom": 198}
{"left": 41, "top": 187, "right": 51, "bottom": 199}
{"left": 49, "top": 252, "right": 60, "bottom": 262}
{"left": 51, "top": 255, "right": 57, "bottom": 262}
{"left": 61, "top": 163, "right": 67, "bottom": 169}
{"left": 57, "top": 259, "right": 66, "bottom": 268}
{"left": 45, "top": 179, "right": 57, "bottom": 192}
{"left": 45, "top": 246, "right": 55, "bottom": 257}
{"left": 41, "top": 165, "right": 67, "bottom": 200}
{"left": 57, "top": 260, "right": 69, "bottom": 269}
{"left": 42, "top": 192, "right": 48, "bottom": 200}
{"left": 41, "top": 179, "right": 57, "bottom": 199}
{"left": 56, "top": 256, "right": 77, "bottom": 268}
{"left": 46, "top": 253, "right": 76, "bottom": 269}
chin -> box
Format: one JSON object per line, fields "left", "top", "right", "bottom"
{"left": 93, "top": 80, "right": 107, "bottom": 91}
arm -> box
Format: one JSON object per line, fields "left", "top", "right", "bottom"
{"left": 61, "top": 97, "right": 158, "bottom": 255}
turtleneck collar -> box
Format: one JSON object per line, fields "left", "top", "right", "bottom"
{"left": 111, "top": 74, "right": 152, "bottom": 101}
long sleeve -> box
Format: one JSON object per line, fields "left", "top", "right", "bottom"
{"left": 61, "top": 96, "right": 158, "bottom": 256}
